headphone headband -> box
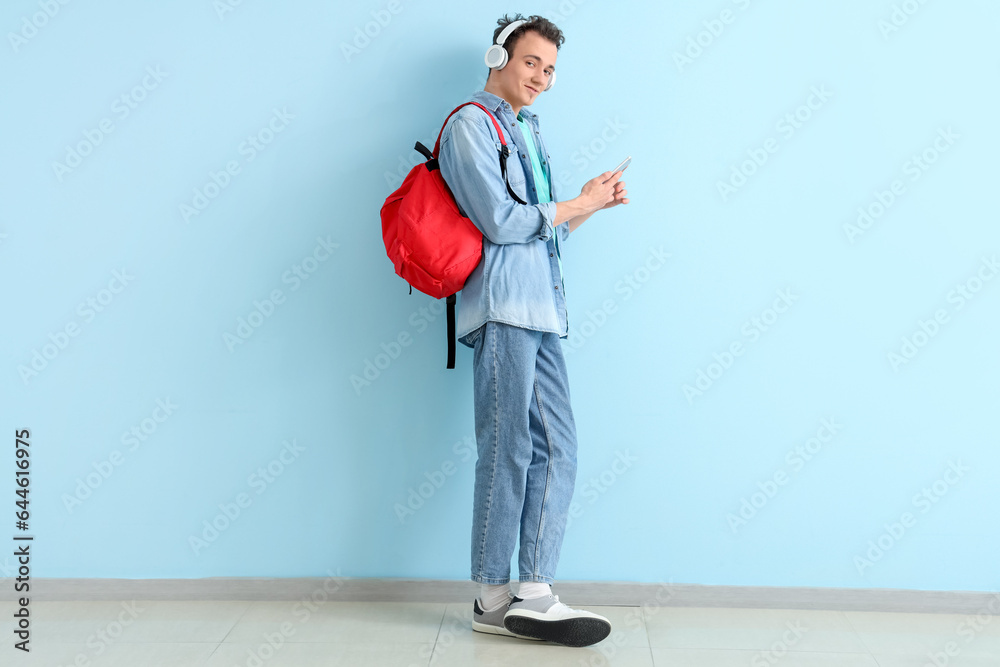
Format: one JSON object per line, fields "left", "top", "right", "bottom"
{"left": 495, "top": 19, "right": 526, "bottom": 47}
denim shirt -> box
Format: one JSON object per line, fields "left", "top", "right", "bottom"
{"left": 437, "top": 90, "right": 570, "bottom": 348}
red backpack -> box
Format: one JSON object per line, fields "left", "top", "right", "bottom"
{"left": 381, "top": 101, "right": 526, "bottom": 369}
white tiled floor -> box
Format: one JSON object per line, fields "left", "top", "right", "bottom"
{"left": 2, "top": 599, "right": 998, "bottom": 666}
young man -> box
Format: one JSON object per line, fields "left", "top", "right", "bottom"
{"left": 437, "top": 13, "right": 628, "bottom": 648}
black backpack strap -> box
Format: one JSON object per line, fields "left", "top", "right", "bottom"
{"left": 446, "top": 294, "right": 457, "bottom": 369}
{"left": 498, "top": 145, "right": 527, "bottom": 205}
{"left": 414, "top": 141, "right": 434, "bottom": 161}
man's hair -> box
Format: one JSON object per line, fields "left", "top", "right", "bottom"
{"left": 486, "top": 13, "right": 564, "bottom": 79}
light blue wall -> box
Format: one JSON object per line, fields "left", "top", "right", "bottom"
{"left": 2, "top": 0, "right": 997, "bottom": 592}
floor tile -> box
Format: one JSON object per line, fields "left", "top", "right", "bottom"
{"left": 16, "top": 601, "right": 154, "bottom": 644}
{"left": 121, "top": 600, "right": 252, "bottom": 643}
{"left": 429, "top": 642, "right": 654, "bottom": 666}
{"left": 649, "top": 647, "right": 880, "bottom": 666}
{"left": 0, "top": 641, "right": 219, "bottom": 667}
{"left": 9, "top": 598, "right": 991, "bottom": 667}
{"left": 870, "top": 655, "right": 1000, "bottom": 667}
{"left": 644, "top": 606, "right": 869, "bottom": 653}
{"left": 25, "top": 600, "right": 251, "bottom": 644}
{"left": 204, "top": 641, "right": 436, "bottom": 667}
{"left": 844, "top": 610, "right": 1000, "bottom": 659}
{"left": 223, "top": 600, "right": 446, "bottom": 645}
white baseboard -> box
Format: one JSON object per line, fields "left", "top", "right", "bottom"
{"left": 3, "top": 577, "right": 998, "bottom": 615}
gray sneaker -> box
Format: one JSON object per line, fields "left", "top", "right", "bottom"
{"left": 471, "top": 594, "right": 544, "bottom": 640}
{"left": 503, "top": 593, "right": 612, "bottom": 647}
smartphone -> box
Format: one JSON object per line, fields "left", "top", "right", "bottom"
{"left": 603, "top": 156, "right": 631, "bottom": 183}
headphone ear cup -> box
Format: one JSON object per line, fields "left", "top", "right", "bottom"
{"left": 545, "top": 69, "right": 556, "bottom": 91}
{"left": 484, "top": 44, "right": 504, "bottom": 69}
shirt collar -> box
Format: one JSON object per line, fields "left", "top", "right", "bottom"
{"left": 469, "top": 89, "right": 540, "bottom": 128}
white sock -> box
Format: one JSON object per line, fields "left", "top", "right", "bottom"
{"left": 517, "top": 581, "right": 552, "bottom": 600}
{"left": 479, "top": 583, "right": 511, "bottom": 611}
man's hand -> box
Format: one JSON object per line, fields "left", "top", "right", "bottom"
{"left": 580, "top": 170, "right": 622, "bottom": 212}
{"left": 554, "top": 170, "right": 631, "bottom": 229}
{"left": 600, "top": 178, "right": 629, "bottom": 210}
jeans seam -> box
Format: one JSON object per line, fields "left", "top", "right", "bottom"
{"left": 532, "top": 373, "right": 555, "bottom": 580}
{"left": 476, "top": 323, "right": 501, "bottom": 581}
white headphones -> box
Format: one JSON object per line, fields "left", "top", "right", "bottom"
{"left": 484, "top": 19, "right": 556, "bottom": 91}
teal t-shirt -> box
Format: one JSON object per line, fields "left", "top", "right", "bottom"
{"left": 516, "top": 112, "right": 562, "bottom": 281}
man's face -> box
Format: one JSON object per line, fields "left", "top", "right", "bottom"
{"left": 494, "top": 30, "right": 557, "bottom": 109}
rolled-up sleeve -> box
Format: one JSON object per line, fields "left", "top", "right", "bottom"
{"left": 557, "top": 218, "right": 570, "bottom": 245}
{"left": 439, "top": 116, "right": 557, "bottom": 245}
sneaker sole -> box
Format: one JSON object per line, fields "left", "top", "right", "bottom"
{"left": 503, "top": 613, "right": 612, "bottom": 647}
{"left": 472, "top": 619, "right": 544, "bottom": 640}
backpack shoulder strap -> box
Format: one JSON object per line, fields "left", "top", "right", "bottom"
{"left": 431, "top": 101, "right": 527, "bottom": 206}
{"left": 432, "top": 101, "right": 510, "bottom": 158}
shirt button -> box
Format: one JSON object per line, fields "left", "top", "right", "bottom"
{"left": 554, "top": 285, "right": 559, "bottom": 290}
{"left": 550, "top": 253, "right": 554, "bottom": 257}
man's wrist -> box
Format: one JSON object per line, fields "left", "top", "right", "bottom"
{"left": 554, "top": 197, "right": 590, "bottom": 226}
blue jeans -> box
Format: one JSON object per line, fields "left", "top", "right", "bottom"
{"left": 467, "top": 320, "right": 579, "bottom": 585}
